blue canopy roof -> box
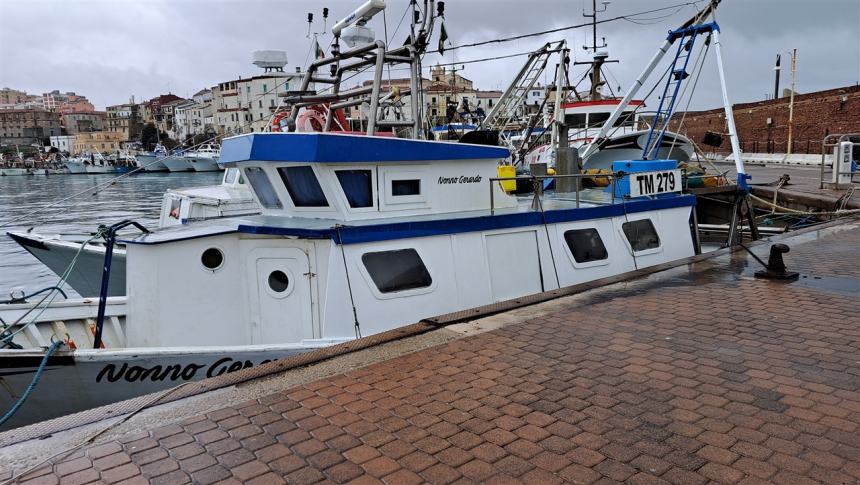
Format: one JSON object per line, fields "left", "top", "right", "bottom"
{"left": 220, "top": 132, "right": 510, "bottom": 166}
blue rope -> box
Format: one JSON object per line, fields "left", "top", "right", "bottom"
{"left": 0, "top": 340, "right": 63, "bottom": 427}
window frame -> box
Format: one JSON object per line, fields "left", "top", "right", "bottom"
{"left": 356, "top": 246, "right": 436, "bottom": 300}
{"left": 276, "top": 165, "right": 331, "bottom": 210}
{"left": 334, "top": 168, "right": 377, "bottom": 211}
{"left": 562, "top": 227, "right": 610, "bottom": 268}
{"left": 242, "top": 166, "right": 283, "bottom": 209}
{"left": 380, "top": 167, "right": 428, "bottom": 209}
{"left": 621, "top": 217, "right": 662, "bottom": 255}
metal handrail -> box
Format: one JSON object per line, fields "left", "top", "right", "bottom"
{"left": 489, "top": 173, "right": 619, "bottom": 215}
{"left": 819, "top": 133, "right": 859, "bottom": 189}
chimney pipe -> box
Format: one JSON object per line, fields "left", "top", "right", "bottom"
{"left": 773, "top": 54, "right": 781, "bottom": 100}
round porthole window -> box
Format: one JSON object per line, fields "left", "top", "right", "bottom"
{"left": 268, "top": 270, "right": 290, "bottom": 293}
{"left": 201, "top": 248, "right": 224, "bottom": 270}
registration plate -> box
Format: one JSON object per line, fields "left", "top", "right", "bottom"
{"left": 629, "top": 169, "right": 682, "bottom": 197}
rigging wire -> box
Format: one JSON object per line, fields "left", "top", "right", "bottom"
{"left": 426, "top": 1, "right": 700, "bottom": 54}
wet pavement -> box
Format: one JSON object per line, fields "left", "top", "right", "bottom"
{"left": 2, "top": 219, "right": 860, "bottom": 484}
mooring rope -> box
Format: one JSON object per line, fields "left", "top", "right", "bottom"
{"left": 0, "top": 340, "right": 64, "bottom": 428}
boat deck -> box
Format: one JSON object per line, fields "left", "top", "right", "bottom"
{"left": 121, "top": 187, "right": 628, "bottom": 245}
{"left": 3, "top": 217, "right": 859, "bottom": 484}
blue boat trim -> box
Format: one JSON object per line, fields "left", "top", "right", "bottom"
{"left": 239, "top": 195, "right": 696, "bottom": 245}
{"left": 220, "top": 132, "right": 510, "bottom": 166}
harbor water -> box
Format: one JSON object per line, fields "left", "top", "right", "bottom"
{"left": 0, "top": 172, "right": 222, "bottom": 298}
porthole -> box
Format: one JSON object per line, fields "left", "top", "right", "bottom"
{"left": 268, "top": 270, "right": 290, "bottom": 293}
{"left": 201, "top": 248, "right": 224, "bottom": 270}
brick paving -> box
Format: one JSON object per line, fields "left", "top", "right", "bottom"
{"left": 8, "top": 220, "right": 860, "bottom": 484}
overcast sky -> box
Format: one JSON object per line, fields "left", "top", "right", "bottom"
{"left": 1, "top": 0, "right": 858, "bottom": 111}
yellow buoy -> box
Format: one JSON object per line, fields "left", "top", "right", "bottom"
{"left": 497, "top": 165, "right": 517, "bottom": 192}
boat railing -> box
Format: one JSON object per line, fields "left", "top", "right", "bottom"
{"left": 488, "top": 169, "right": 711, "bottom": 215}
{"left": 489, "top": 173, "right": 619, "bottom": 215}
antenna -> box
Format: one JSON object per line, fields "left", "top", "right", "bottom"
{"left": 306, "top": 12, "right": 313, "bottom": 38}
{"left": 582, "top": 0, "right": 609, "bottom": 53}
{"left": 322, "top": 8, "right": 329, "bottom": 33}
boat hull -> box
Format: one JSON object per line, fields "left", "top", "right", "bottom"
{"left": 187, "top": 157, "right": 221, "bottom": 172}
{"left": 162, "top": 156, "right": 193, "bottom": 172}
{"left": 0, "top": 168, "right": 28, "bottom": 176}
{"left": 84, "top": 165, "right": 117, "bottom": 174}
{"left": 7, "top": 232, "right": 126, "bottom": 297}
{"left": 63, "top": 161, "right": 88, "bottom": 174}
{"left": 0, "top": 344, "right": 327, "bottom": 430}
{"left": 136, "top": 154, "right": 169, "bottom": 172}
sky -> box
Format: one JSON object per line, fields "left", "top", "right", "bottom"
{"left": 1, "top": 0, "right": 858, "bottom": 112}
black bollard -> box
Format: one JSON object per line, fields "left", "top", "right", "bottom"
{"left": 754, "top": 243, "right": 799, "bottom": 281}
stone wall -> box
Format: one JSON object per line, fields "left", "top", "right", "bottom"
{"left": 671, "top": 84, "right": 860, "bottom": 154}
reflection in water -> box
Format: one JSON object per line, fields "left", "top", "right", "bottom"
{"left": 0, "top": 172, "right": 223, "bottom": 297}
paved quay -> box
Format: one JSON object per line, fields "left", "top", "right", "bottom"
{"left": 3, "top": 218, "right": 860, "bottom": 484}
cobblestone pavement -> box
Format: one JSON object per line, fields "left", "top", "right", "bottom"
{"left": 8, "top": 221, "right": 860, "bottom": 484}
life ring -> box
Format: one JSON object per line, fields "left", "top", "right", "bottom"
{"left": 295, "top": 105, "right": 349, "bottom": 132}
{"left": 270, "top": 112, "right": 289, "bottom": 132}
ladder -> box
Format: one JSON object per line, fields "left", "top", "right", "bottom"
{"left": 481, "top": 42, "right": 560, "bottom": 134}
{"left": 641, "top": 26, "right": 709, "bottom": 159}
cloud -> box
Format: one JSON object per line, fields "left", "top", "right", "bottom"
{"left": 1, "top": 0, "right": 858, "bottom": 111}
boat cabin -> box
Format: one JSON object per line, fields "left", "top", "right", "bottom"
{"left": 560, "top": 99, "right": 645, "bottom": 142}
{"left": 122, "top": 132, "right": 695, "bottom": 352}
{"left": 219, "top": 132, "right": 517, "bottom": 221}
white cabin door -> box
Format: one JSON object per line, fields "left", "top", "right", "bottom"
{"left": 485, "top": 230, "right": 543, "bottom": 302}
{"left": 247, "top": 248, "right": 314, "bottom": 344}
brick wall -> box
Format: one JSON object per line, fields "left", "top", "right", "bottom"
{"left": 671, "top": 84, "right": 860, "bottom": 154}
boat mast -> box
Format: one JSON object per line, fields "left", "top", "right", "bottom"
{"left": 579, "top": 0, "right": 721, "bottom": 162}
{"left": 582, "top": 0, "right": 609, "bottom": 100}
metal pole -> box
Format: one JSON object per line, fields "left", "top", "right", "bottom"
{"left": 489, "top": 179, "right": 495, "bottom": 216}
{"left": 787, "top": 48, "right": 797, "bottom": 155}
{"left": 712, "top": 28, "right": 747, "bottom": 189}
{"left": 580, "top": 38, "right": 674, "bottom": 161}
{"left": 367, "top": 41, "right": 386, "bottom": 136}
{"left": 773, "top": 54, "right": 781, "bottom": 100}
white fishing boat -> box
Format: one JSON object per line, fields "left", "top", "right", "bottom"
{"left": 0, "top": 167, "right": 28, "bottom": 176}
{"left": 135, "top": 143, "right": 170, "bottom": 172}
{"left": 184, "top": 143, "right": 222, "bottom": 172}
{"left": 1, "top": 1, "right": 743, "bottom": 430}
{"left": 0, "top": 132, "right": 701, "bottom": 429}
{"left": 7, "top": 167, "right": 260, "bottom": 297}
{"left": 161, "top": 150, "right": 193, "bottom": 172}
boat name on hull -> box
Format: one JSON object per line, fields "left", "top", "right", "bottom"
{"left": 95, "top": 356, "right": 278, "bottom": 383}
{"left": 437, "top": 175, "right": 482, "bottom": 185}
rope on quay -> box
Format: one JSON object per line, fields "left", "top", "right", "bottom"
{"left": 749, "top": 193, "right": 860, "bottom": 218}
{"left": 0, "top": 340, "right": 64, "bottom": 428}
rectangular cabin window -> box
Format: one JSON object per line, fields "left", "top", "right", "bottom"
{"left": 277, "top": 166, "right": 328, "bottom": 207}
{"left": 588, "top": 112, "right": 610, "bottom": 128}
{"left": 391, "top": 179, "right": 421, "bottom": 196}
{"left": 362, "top": 249, "right": 432, "bottom": 293}
{"left": 622, "top": 219, "right": 660, "bottom": 252}
{"left": 244, "top": 167, "right": 282, "bottom": 209}
{"left": 564, "top": 229, "right": 608, "bottom": 263}
{"left": 564, "top": 113, "right": 587, "bottom": 129}
{"left": 335, "top": 170, "right": 373, "bottom": 208}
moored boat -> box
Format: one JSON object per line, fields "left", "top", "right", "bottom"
{"left": 184, "top": 143, "right": 222, "bottom": 172}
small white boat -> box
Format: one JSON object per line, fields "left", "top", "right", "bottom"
{"left": 0, "top": 167, "right": 28, "bottom": 176}
{"left": 184, "top": 143, "right": 222, "bottom": 172}
{"left": 135, "top": 143, "right": 170, "bottom": 172}
{"left": 162, "top": 150, "right": 194, "bottom": 172}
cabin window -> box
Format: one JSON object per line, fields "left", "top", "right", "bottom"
{"left": 336, "top": 170, "right": 373, "bottom": 208}
{"left": 564, "top": 113, "right": 586, "bottom": 128}
{"left": 362, "top": 249, "right": 432, "bottom": 293}
{"left": 392, "top": 179, "right": 421, "bottom": 196}
{"left": 244, "top": 167, "right": 283, "bottom": 209}
{"left": 622, "top": 219, "right": 660, "bottom": 252}
{"left": 277, "top": 166, "right": 328, "bottom": 207}
{"left": 201, "top": 248, "right": 224, "bottom": 270}
{"left": 564, "top": 229, "right": 608, "bottom": 263}
{"left": 268, "top": 270, "right": 289, "bottom": 293}
{"left": 588, "top": 112, "right": 610, "bottom": 127}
